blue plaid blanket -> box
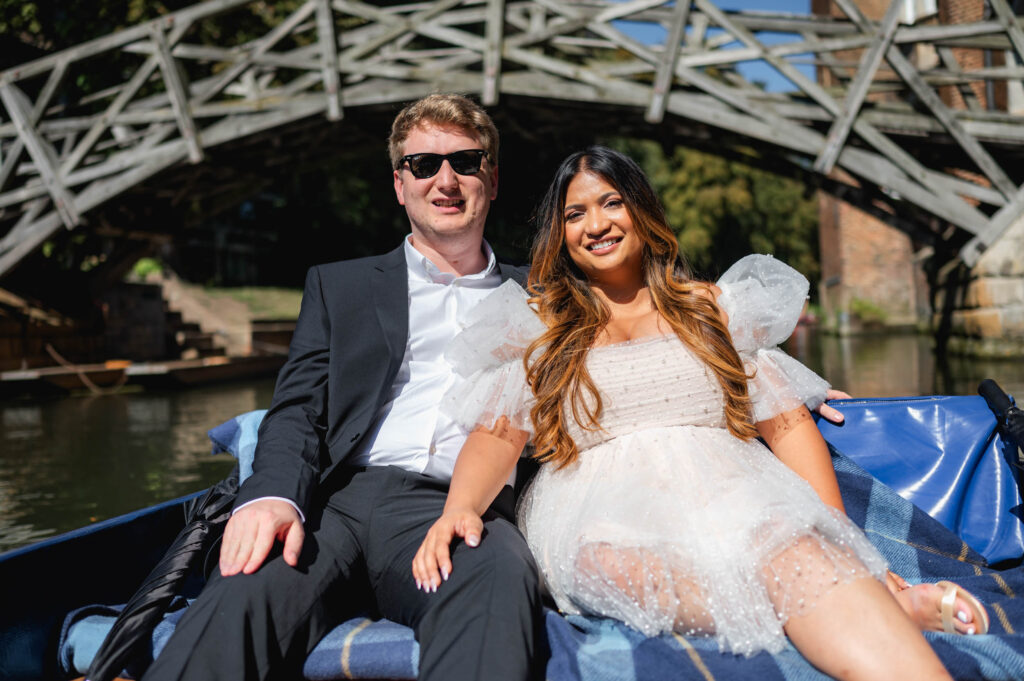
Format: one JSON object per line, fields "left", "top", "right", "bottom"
{"left": 60, "top": 446, "right": 1024, "bottom": 680}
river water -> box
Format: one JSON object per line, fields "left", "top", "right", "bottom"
{"left": 2, "top": 331, "right": 1023, "bottom": 554}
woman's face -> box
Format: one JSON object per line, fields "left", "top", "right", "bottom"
{"left": 562, "top": 170, "right": 644, "bottom": 284}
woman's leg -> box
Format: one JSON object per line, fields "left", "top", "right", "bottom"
{"left": 575, "top": 539, "right": 951, "bottom": 680}
{"left": 574, "top": 543, "right": 717, "bottom": 635}
{"left": 782, "top": 576, "right": 951, "bottom": 681}
{"left": 766, "top": 537, "right": 952, "bottom": 681}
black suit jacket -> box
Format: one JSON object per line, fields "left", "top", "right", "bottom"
{"left": 235, "top": 243, "right": 529, "bottom": 516}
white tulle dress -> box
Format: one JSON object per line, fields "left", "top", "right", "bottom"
{"left": 443, "top": 255, "right": 887, "bottom": 656}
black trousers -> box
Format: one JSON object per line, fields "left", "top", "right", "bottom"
{"left": 143, "top": 466, "right": 546, "bottom": 681}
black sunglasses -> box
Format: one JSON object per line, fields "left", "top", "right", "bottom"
{"left": 398, "top": 149, "right": 489, "bottom": 179}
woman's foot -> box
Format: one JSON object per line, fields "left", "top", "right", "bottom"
{"left": 894, "top": 581, "right": 989, "bottom": 635}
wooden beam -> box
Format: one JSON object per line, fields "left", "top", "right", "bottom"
{"left": 645, "top": 0, "right": 690, "bottom": 124}
{"left": 315, "top": 0, "right": 343, "bottom": 120}
{"left": 814, "top": 0, "right": 902, "bottom": 174}
{"left": 335, "top": 0, "right": 466, "bottom": 63}
{"left": 194, "top": 0, "right": 318, "bottom": 105}
{"left": 834, "top": 0, "right": 1017, "bottom": 198}
{"left": 0, "top": 84, "right": 80, "bottom": 228}
{"left": 0, "top": 0, "right": 254, "bottom": 84}
{"left": 59, "top": 57, "right": 162, "bottom": 176}
{"left": 691, "top": 0, "right": 946, "bottom": 209}
{"left": 829, "top": 0, "right": 1018, "bottom": 210}
{"left": 482, "top": 0, "right": 506, "bottom": 105}
{"left": 150, "top": 24, "right": 204, "bottom": 164}
{"left": 960, "top": 185, "right": 1024, "bottom": 267}
{"left": 0, "top": 58, "right": 68, "bottom": 193}
{"left": 936, "top": 46, "right": 983, "bottom": 111}
{"left": 989, "top": 0, "right": 1024, "bottom": 67}
{"left": 885, "top": 46, "right": 1016, "bottom": 199}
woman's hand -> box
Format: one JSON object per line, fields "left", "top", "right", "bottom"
{"left": 412, "top": 507, "right": 483, "bottom": 592}
{"left": 816, "top": 389, "right": 853, "bottom": 424}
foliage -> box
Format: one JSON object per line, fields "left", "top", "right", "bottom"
{"left": 1, "top": 0, "right": 312, "bottom": 79}
{"left": 606, "top": 139, "right": 820, "bottom": 286}
{"left": 203, "top": 285, "right": 303, "bottom": 319}
{"left": 131, "top": 257, "right": 163, "bottom": 279}
{"left": 849, "top": 297, "right": 887, "bottom": 325}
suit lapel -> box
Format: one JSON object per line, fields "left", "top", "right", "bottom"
{"left": 371, "top": 245, "right": 409, "bottom": 368}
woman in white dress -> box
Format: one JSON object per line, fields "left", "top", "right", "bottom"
{"left": 412, "top": 146, "right": 959, "bottom": 679}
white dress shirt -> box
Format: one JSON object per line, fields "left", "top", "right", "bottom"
{"left": 347, "top": 237, "right": 504, "bottom": 481}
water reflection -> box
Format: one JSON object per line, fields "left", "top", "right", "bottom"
{"left": 0, "top": 379, "right": 276, "bottom": 553}
{"left": 786, "top": 330, "right": 1024, "bottom": 399}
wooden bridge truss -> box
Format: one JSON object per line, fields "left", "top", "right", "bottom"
{"left": 1, "top": 0, "right": 1023, "bottom": 280}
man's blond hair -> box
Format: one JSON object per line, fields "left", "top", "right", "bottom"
{"left": 388, "top": 94, "right": 499, "bottom": 169}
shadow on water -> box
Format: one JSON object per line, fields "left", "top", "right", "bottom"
{"left": 0, "top": 379, "right": 276, "bottom": 553}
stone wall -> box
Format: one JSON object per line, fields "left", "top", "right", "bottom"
{"left": 946, "top": 212, "right": 1024, "bottom": 356}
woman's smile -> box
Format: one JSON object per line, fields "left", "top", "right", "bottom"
{"left": 586, "top": 237, "right": 623, "bottom": 254}
{"left": 563, "top": 171, "right": 643, "bottom": 284}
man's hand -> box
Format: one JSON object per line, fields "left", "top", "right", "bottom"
{"left": 816, "top": 389, "right": 853, "bottom": 424}
{"left": 411, "top": 508, "right": 482, "bottom": 593}
{"left": 219, "top": 499, "right": 304, "bottom": 576}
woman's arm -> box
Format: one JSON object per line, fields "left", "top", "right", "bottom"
{"left": 757, "top": 406, "right": 845, "bottom": 514}
{"left": 411, "top": 417, "right": 528, "bottom": 592}
{"left": 757, "top": 407, "right": 913, "bottom": 593}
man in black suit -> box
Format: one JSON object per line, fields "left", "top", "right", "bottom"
{"left": 144, "top": 94, "right": 545, "bottom": 681}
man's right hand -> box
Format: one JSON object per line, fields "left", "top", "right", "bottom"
{"left": 219, "top": 499, "right": 305, "bottom": 576}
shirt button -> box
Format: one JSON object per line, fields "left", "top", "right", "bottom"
{"left": 429, "top": 444, "right": 437, "bottom": 455}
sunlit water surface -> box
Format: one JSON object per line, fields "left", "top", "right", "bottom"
{"left": 0, "top": 379, "right": 275, "bottom": 553}
{"left": 2, "top": 332, "right": 1023, "bottom": 553}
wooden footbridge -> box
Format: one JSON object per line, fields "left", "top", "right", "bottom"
{"left": 2, "top": 0, "right": 1024, "bottom": 283}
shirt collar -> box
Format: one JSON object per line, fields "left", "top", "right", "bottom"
{"left": 404, "top": 235, "right": 497, "bottom": 284}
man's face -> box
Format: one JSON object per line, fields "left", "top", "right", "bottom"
{"left": 393, "top": 124, "right": 498, "bottom": 247}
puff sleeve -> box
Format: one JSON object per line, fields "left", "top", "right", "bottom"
{"left": 716, "top": 254, "right": 830, "bottom": 423}
{"left": 442, "top": 280, "right": 546, "bottom": 434}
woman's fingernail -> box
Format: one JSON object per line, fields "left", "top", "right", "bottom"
{"left": 967, "top": 625, "right": 976, "bottom": 635}
{"left": 957, "top": 611, "right": 970, "bottom": 624}
{"left": 441, "top": 568, "right": 449, "bottom": 581}
{"left": 416, "top": 579, "right": 421, "bottom": 590}
{"left": 467, "top": 536, "right": 479, "bottom": 547}
{"left": 431, "top": 583, "right": 438, "bottom": 593}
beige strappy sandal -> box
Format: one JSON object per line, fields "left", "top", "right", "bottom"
{"left": 937, "top": 581, "right": 990, "bottom": 635}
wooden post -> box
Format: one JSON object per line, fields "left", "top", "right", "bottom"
{"left": 814, "top": 0, "right": 903, "bottom": 174}
{"left": 315, "top": 0, "right": 343, "bottom": 121}
{"left": 150, "top": 24, "right": 204, "bottom": 163}
{"left": 646, "top": 0, "right": 690, "bottom": 124}
{"left": 482, "top": 0, "right": 506, "bottom": 106}
{"left": 0, "top": 84, "right": 80, "bottom": 228}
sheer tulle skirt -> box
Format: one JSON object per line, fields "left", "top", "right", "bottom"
{"left": 518, "top": 426, "right": 887, "bottom": 656}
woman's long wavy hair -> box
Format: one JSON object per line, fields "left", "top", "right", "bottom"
{"left": 525, "top": 146, "right": 758, "bottom": 468}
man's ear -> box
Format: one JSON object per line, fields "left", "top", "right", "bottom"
{"left": 489, "top": 165, "right": 499, "bottom": 201}
{"left": 394, "top": 169, "right": 406, "bottom": 206}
